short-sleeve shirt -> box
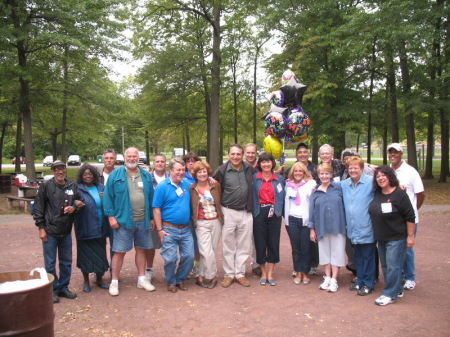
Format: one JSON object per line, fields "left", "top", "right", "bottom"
{"left": 152, "top": 177, "right": 190, "bottom": 225}
{"left": 392, "top": 161, "right": 424, "bottom": 223}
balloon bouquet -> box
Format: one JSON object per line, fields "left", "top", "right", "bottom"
{"left": 263, "top": 70, "right": 311, "bottom": 165}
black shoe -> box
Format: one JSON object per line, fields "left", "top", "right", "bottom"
{"left": 357, "top": 285, "right": 374, "bottom": 296}
{"left": 53, "top": 293, "right": 60, "bottom": 303}
{"left": 252, "top": 267, "right": 262, "bottom": 277}
{"left": 349, "top": 284, "right": 361, "bottom": 291}
{"left": 58, "top": 289, "right": 77, "bottom": 299}
{"left": 346, "top": 264, "right": 357, "bottom": 276}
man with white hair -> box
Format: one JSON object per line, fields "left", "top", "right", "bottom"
{"left": 104, "top": 147, "right": 156, "bottom": 296}
{"left": 317, "top": 144, "right": 346, "bottom": 181}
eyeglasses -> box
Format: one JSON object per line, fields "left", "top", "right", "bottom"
{"left": 53, "top": 167, "right": 66, "bottom": 172}
{"left": 82, "top": 173, "right": 94, "bottom": 177}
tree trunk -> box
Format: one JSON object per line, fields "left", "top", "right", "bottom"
{"left": 208, "top": 4, "right": 221, "bottom": 172}
{"left": 14, "top": 116, "right": 22, "bottom": 173}
{"left": 399, "top": 40, "right": 417, "bottom": 169}
{"left": 61, "top": 47, "right": 69, "bottom": 162}
{"left": 367, "top": 37, "right": 377, "bottom": 163}
{"left": 386, "top": 48, "right": 399, "bottom": 143}
{"left": 0, "top": 122, "right": 8, "bottom": 174}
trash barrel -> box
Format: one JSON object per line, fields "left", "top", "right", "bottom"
{"left": 96, "top": 155, "right": 103, "bottom": 163}
{"left": 0, "top": 271, "right": 55, "bottom": 337}
{"left": 0, "top": 174, "right": 11, "bottom": 193}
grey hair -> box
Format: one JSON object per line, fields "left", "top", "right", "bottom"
{"left": 169, "top": 157, "right": 185, "bottom": 171}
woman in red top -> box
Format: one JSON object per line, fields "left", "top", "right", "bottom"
{"left": 252, "top": 153, "right": 285, "bottom": 286}
{"left": 189, "top": 161, "right": 224, "bottom": 289}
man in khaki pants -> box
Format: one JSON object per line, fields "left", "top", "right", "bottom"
{"left": 213, "top": 144, "right": 255, "bottom": 288}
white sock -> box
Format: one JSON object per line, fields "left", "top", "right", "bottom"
{"left": 138, "top": 276, "right": 146, "bottom": 282}
{"left": 111, "top": 280, "right": 118, "bottom": 285}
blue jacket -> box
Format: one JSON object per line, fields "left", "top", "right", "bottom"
{"left": 341, "top": 173, "right": 375, "bottom": 244}
{"left": 252, "top": 172, "right": 285, "bottom": 217}
{"left": 103, "top": 166, "right": 154, "bottom": 229}
{"left": 74, "top": 183, "right": 109, "bottom": 240}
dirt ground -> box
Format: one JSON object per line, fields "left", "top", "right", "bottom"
{"left": 0, "top": 192, "right": 449, "bottom": 336}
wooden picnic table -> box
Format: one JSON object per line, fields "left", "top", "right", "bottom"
{"left": 17, "top": 185, "right": 39, "bottom": 198}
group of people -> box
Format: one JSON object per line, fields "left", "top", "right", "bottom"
{"left": 33, "top": 141, "right": 424, "bottom": 307}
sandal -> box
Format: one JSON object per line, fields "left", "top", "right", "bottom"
{"left": 268, "top": 279, "right": 277, "bottom": 286}
{"left": 195, "top": 279, "right": 204, "bottom": 287}
{"left": 259, "top": 278, "right": 267, "bottom": 286}
{"left": 207, "top": 280, "right": 218, "bottom": 289}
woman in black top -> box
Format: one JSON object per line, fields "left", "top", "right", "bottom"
{"left": 369, "top": 166, "right": 415, "bottom": 306}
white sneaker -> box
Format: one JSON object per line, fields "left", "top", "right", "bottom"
{"left": 109, "top": 282, "right": 119, "bottom": 296}
{"left": 137, "top": 278, "right": 156, "bottom": 292}
{"left": 319, "top": 276, "right": 331, "bottom": 290}
{"left": 403, "top": 279, "right": 416, "bottom": 291}
{"left": 294, "top": 277, "right": 302, "bottom": 285}
{"left": 328, "top": 278, "right": 338, "bottom": 293}
{"left": 375, "top": 295, "right": 395, "bottom": 306}
{"left": 145, "top": 269, "right": 153, "bottom": 281}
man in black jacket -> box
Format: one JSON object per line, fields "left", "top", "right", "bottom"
{"left": 34, "top": 160, "right": 84, "bottom": 303}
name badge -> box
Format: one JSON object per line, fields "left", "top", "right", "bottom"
{"left": 333, "top": 177, "right": 341, "bottom": 182}
{"left": 137, "top": 181, "right": 144, "bottom": 188}
{"left": 204, "top": 190, "right": 213, "bottom": 201}
{"left": 176, "top": 187, "right": 184, "bottom": 197}
{"left": 381, "top": 203, "right": 393, "bottom": 213}
{"left": 277, "top": 184, "right": 283, "bottom": 193}
{"left": 66, "top": 190, "right": 74, "bottom": 195}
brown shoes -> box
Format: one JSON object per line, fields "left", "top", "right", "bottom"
{"left": 221, "top": 277, "right": 234, "bottom": 288}
{"left": 167, "top": 284, "right": 177, "bottom": 293}
{"left": 235, "top": 277, "right": 251, "bottom": 287}
{"left": 176, "top": 282, "right": 188, "bottom": 291}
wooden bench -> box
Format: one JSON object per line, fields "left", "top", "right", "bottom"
{"left": 6, "top": 196, "right": 35, "bottom": 212}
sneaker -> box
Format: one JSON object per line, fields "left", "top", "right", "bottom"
{"left": 109, "top": 282, "right": 119, "bottom": 296}
{"left": 309, "top": 267, "right": 319, "bottom": 275}
{"left": 294, "top": 277, "right": 302, "bottom": 285}
{"left": 137, "top": 278, "right": 156, "bottom": 292}
{"left": 375, "top": 295, "right": 395, "bottom": 306}
{"left": 145, "top": 268, "right": 153, "bottom": 281}
{"left": 404, "top": 279, "right": 416, "bottom": 291}
{"left": 319, "top": 276, "right": 331, "bottom": 290}
{"left": 221, "top": 277, "right": 234, "bottom": 288}
{"left": 328, "top": 279, "right": 338, "bottom": 293}
{"left": 292, "top": 271, "right": 297, "bottom": 277}
{"left": 349, "top": 284, "right": 362, "bottom": 291}
{"left": 357, "top": 285, "right": 374, "bottom": 296}
{"left": 397, "top": 292, "right": 404, "bottom": 298}
{"left": 235, "top": 277, "right": 251, "bottom": 287}
{"left": 188, "top": 265, "right": 199, "bottom": 279}
{"left": 53, "top": 292, "right": 60, "bottom": 304}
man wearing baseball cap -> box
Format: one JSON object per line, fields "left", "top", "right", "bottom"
{"left": 34, "top": 160, "right": 84, "bottom": 303}
{"left": 387, "top": 143, "right": 425, "bottom": 291}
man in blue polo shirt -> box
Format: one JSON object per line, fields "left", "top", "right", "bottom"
{"left": 153, "top": 157, "right": 194, "bottom": 293}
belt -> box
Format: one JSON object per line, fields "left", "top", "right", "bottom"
{"left": 260, "top": 204, "right": 273, "bottom": 207}
{"left": 162, "top": 221, "right": 188, "bottom": 229}
{"left": 223, "top": 205, "right": 246, "bottom": 211}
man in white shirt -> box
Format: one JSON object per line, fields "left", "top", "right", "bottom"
{"left": 388, "top": 143, "right": 425, "bottom": 291}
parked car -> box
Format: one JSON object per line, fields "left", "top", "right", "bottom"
{"left": 138, "top": 151, "right": 147, "bottom": 165}
{"left": 116, "top": 154, "right": 124, "bottom": 165}
{"left": 12, "top": 157, "right": 26, "bottom": 164}
{"left": 67, "top": 155, "right": 81, "bottom": 166}
{"left": 42, "top": 155, "right": 54, "bottom": 167}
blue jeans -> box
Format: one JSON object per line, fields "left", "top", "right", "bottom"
{"left": 403, "top": 223, "right": 418, "bottom": 281}
{"left": 285, "top": 217, "right": 310, "bottom": 274}
{"left": 353, "top": 242, "right": 376, "bottom": 288}
{"left": 378, "top": 239, "right": 407, "bottom": 299}
{"left": 160, "top": 225, "right": 194, "bottom": 285}
{"left": 43, "top": 234, "right": 72, "bottom": 293}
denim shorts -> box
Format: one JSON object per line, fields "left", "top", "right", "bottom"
{"left": 112, "top": 220, "right": 154, "bottom": 252}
